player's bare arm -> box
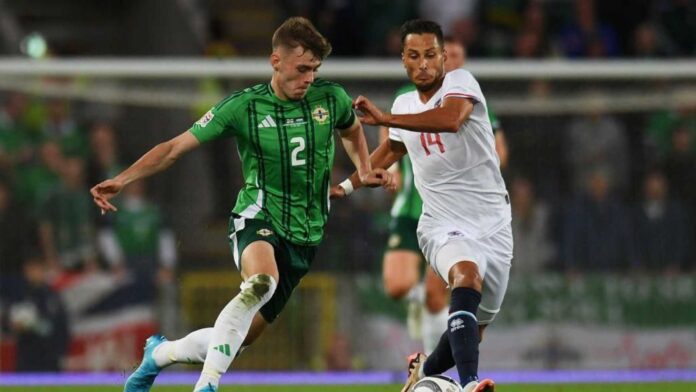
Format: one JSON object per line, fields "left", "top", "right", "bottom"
{"left": 333, "top": 137, "right": 406, "bottom": 198}
{"left": 90, "top": 131, "right": 200, "bottom": 214}
{"left": 354, "top": 94, "right": 473, "bottom": 133}
{"left": 338, "top": 117, "right": 395, "bottom": 191}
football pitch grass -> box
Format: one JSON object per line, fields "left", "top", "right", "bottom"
{"left": 2, "top": 384, "right": 696, "bottom": 392}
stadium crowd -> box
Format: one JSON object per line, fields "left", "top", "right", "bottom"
{"left": 277, "top": 0, "right": 695, "bottom": 58}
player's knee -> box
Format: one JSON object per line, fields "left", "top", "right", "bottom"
{"left": 383, "top": 277, "right": 413, "bottom": 299}
{"left": 448, "top": 262, "right": 482, "bottom": 291}
{"left": 241, "top": 274, "right": 277, "bottom": 304}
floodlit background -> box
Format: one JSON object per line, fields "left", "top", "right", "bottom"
{"left": 0, "top": 0, "right": 694, "bottom": 378}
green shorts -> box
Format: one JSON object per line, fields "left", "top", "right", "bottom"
{"left": 386, "top": 216, "right": 422, "bottom": 254}
{"left": 228, "top": 214, "right": 317, "bottom": 323}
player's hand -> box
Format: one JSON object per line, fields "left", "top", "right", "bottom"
{"left": 354, "top": 95, "right": 389, "bottom": 126}
{"left": 329, "top": 185, "right": 347, "bottom": 199}
{"left": 360, "top": 168, "right": 396, "bottom": 190}
{"left": 90, "top": 179, "right": 123, "bottom": 215}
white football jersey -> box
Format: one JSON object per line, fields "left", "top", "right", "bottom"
{"left": 389, "top": 68, "right": 511, "bottom": 238}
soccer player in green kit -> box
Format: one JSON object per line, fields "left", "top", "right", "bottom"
{"left": 91, "top": 17, "right": 393, "bottom": 392}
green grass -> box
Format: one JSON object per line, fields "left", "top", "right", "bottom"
{"left": 1, "top": 384, "right": 695, "bottom": 392}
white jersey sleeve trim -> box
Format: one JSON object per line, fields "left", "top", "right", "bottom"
{"left": 442, "top": 69, "right": 482, "bottom": 104}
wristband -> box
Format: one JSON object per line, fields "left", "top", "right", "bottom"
{"left": 339, "top": 179, "right": 354, "bottom": 195}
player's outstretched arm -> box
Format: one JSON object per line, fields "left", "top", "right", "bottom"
{"left": 90, "top": 131, "right": 200, "bottom": 214}
{"left": 354, "top": 95, "right": 473, "bottom": 133}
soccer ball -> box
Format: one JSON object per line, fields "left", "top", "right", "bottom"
{"left": 411, "top": 375, "right": 462, "bottom": 392}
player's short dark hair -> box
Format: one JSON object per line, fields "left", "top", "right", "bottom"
{"left": 400, "top": 19, "right": 444, "bottom": 50}
{"left": 272, "top": 17, "right": 332, "bottom": 60}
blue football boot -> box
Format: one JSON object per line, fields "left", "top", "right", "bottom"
{"left": 123, "top": 334, "right": 167, "bottom": 392}
{"left": 194, "top": 383, "right": 218, "bottom": 392}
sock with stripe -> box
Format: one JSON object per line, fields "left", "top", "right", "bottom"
{"left": 153, "top": 328, "right": 212, "bottom": 367}
{"left": 447, "top": 287, "right": 481, "bottom": 386}
{"left": 194, "top": 274, "right": 276, "bottom": 391}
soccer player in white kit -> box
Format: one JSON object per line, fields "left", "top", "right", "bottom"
{"left": 333, "top": 20, "right": 512, "bottom": 392}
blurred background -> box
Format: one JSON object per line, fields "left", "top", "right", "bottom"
{"left": 0, "top": 0, "right": 695, "bottom": 375}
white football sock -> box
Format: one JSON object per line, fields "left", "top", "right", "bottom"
{"left": 405, "top": 283, "right": 425, "bottom": 303}
{"left": 194, "top": 274, "right": 276, "bottom": 391}
{"left": 152, "top": 328, "right": 213, "bottom": 367}
{"left": 421, "top": 306, "right": 448, "bottom": 355}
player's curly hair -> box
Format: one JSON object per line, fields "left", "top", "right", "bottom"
{"left": 400, "top": 19, "right": 444, "bottom": 49}
{"left": 272, "top": 17, "right": 332, "bottom": 60}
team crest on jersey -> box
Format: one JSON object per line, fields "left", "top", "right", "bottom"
{"left": 312, "top": 105, "right": 330, "bottom": 124}
{"left": 388, "top": 234, "right": 401, "bottom": 248}
{"left": 196, "top": 110, "right": 215, "bottom": 128}
{"left": 256, "top": 228, "right": 274, "bottom": 237}
{"left": 447, "top": 230, "right": 464, "bottom": 238}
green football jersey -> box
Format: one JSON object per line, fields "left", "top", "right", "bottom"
{"left": 189, "top": 80, "right": 355, "bottom": 245}
{"left": 114, "top": 202, "right": 162, "bottom": 257}
{"left": 389, "top": 83, "right": 502, "bottom": 220}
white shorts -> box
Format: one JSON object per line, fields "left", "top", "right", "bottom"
{"left": 417, "top": 223, "right": 513, "bottom": 325}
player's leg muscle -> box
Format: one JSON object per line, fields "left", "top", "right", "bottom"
{"left": 383, "top": 250, "right": 421, "bottom": 299}
{"left": 448, "top": 261, "right": 483, "bottom": 292}
{"left": 424, "top": 266, "right": 448, "bottom": 312}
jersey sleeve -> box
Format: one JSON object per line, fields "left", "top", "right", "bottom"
{"left": 441, "top": 69, "right": 483, "bottom": 104}
{"left": 188, "top": 95, "right": 242, "bottom": 143}
{"left": 332, "top": 86, "right": 357, "bottom": 130}
{"left": 388, "top": 95, "right": 406, "bottom": 142}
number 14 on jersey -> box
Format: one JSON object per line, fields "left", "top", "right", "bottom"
{"left": 420, "top": 133, "right": 445, "bottom": 155}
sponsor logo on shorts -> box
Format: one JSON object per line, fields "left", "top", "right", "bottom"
{"left": 196, "top": 110, "right": 215, "bottom": 127}
{"left": 256, "top": 228, "right": 274, "bottom": 237}
{"left": 449, "top": 318, "right": 465, "bottom": 332}
{"left": 388, "top": 234, "right": 401, "bottom": 248}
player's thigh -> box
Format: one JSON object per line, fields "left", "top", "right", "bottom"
{"left": 383, "top": 216, "right": 423, "bottom": 293}
{"left": 477, "top": 224, "right": 513, "bottom": 325}
{"left": 240, "top": 241, "right": 279, "bottom": 282}
{"left": 424, "top": 265, "right": 448, "bottom": 312}
{"left": 383, "top": 250, "right": 422, "bottom": 296}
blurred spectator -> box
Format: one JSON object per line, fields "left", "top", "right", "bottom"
{"left": 632, "top": 170, "right": 693, "bottom": 273}
{"left": 0, "top": 93, "right": 34, "bottom": 170}
{"left": 98, "top": 180, "right": 176, "bottom": 284}
{"left": 510, "top": 176, "right": 556, "bottom": 273}
{"left": 557, "top": 0, "right": 619, "bottom": 58}
{"left": 631, "top": 23, "right": 675, "bottom": 58}
{"left": 0, "top": 255, "right": 70, "bottom": 371}
{"left": 565, "top": 104, "right": 630, "bottom": 195}
{"left": 661, "top": 126, "right": 696, "bottom": 205}
{"left": 561, "top": 169, "right": 634, "bottom": 272}
{"left": 41, "top": 99, "right": 87, "bottom": 157}
{"left": 0, "top": 179, "right": 39, "bottom": 298}
{"left": 418, "top": 0, "right": 478, "bottom": 36}
{"left": 479, "top": 0, "right": 542, "bottom": 57}
{"left": 654, "top": 0, "right": 696, "bottom": 56}
{"left": 15, "top": 141, "right": 63, "bottom": 215}
{"left": 644, "top": 105, "right": 696, "bottom": 160}
{"left": 38, "top": 157, "right": 97, "bottom": 273}
{"left": 95, "top": 180, "right": 178, "bottom": 332}
{"left": 86, "top": 122, "right": 123, "bottom": 189}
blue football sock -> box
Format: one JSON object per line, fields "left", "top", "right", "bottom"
{"left": 447, "top": 287, "right": 481, "bottom": 385}
{"left": 423, "top": 331, "right": 454, "bottom": 376}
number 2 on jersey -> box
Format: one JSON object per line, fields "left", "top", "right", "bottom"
{"left": 290, "top": 136, "right": 306, "bottom": 166}
{"left": 420, "top": 133, "right": 445, "bottom": 155}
